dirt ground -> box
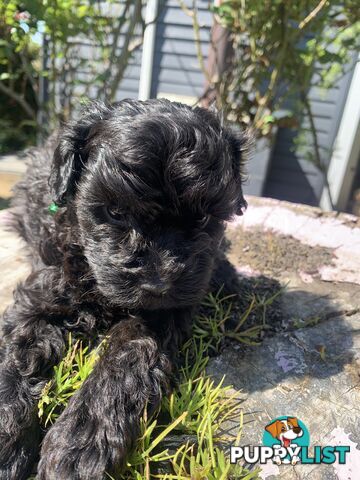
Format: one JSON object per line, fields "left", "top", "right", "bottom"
{"left": 226, "top": 227, "right": 334, "bottom": 277}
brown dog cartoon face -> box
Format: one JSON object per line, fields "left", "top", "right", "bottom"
{"left": 265, "top": 417, "right": 303, "bottom": 448}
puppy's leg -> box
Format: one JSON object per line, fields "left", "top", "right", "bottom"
{"left": 210, "top": 254, "right": 240, "bottom": 297}
{"left": 0, "top": 270, "right": 66, "bottom": 480}
{"left": 37, "top": 318, "right": 172, "bottom": 480}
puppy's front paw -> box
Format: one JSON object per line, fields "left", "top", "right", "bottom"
{"left": 291, "top": 455, "right": 300, "bottom": 465}
{"left": 37, "top": 420, "right": 107, "bottom": 480}
{"left": 0, "top": 390, "right": 40, "bottom": 480}
{"left": 0, "top": 428, "right": 39, "bottom": 480}
{"left": 37, "top": 396, "right": 125, "bottom": 480}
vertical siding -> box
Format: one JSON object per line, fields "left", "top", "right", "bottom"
{"left": 55, "top": 1, "right": 144, "bottom": 116}
{"left": 264, "top": 63, "right": 356, "bottom": 205}
{"left": 151, "top": 4, "right": 356, "bottom": 205}
{"left": 152, "top": 0, "right": 212, "bottom": 102}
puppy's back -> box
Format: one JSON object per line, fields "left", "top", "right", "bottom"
{"left": 11, "top": 135, "right": 60, "bottom": 266}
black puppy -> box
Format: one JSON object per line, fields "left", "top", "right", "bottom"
{"left": 0, "top": 99, "right": 247, "bottom": 479}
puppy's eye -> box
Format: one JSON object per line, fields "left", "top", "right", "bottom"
{"left": 104, "top": 205, "right": 126, "bottom": 225}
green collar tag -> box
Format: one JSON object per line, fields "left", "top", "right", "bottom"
{"left": 48, "top": 202, "right": 59, "bottom": 215}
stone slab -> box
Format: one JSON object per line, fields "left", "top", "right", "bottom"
{"left": 208, "top": 197, "right": 360, "bottom": 480}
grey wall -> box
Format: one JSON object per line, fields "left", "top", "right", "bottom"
{"left": 152, "top": 0, "right": 211, "bottom": 100}
{"left": 264, "top": 66, "right": 356, "bottom": 205}
{"left": 55, "top": 1, "right": 144, "bottom": 114}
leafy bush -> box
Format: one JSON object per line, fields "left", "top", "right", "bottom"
{"left": 0, "top": 9, "right": 38, "bottom": 152}
{"left": 211, "top": 0, "right": 360, "bottom": 138}
{"left": 180, "top": 0, "right": 358, "bottom": 207}
{"left": 0, "top": 0, "right": 146, "bottom": 151}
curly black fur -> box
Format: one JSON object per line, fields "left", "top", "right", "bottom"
{"left": 0, "top": 99, "right": 247, "bottom": 479}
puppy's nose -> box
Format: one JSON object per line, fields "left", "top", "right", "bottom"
{"left": 141, "top": 280, "right": 170, "bottom": 296}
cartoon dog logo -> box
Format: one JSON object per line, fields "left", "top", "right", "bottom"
{"left": 265, "top": 417, "right": 303, "bottom": 465}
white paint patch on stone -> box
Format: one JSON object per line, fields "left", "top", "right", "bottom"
{"left": 318, "top": 265, "right": 360, "bottom": 284}
{"left": 259, "top": 460, "right": 280, "bottom": 479}
{"left": 0, "top": 209, "right": 14, "bottom": 226}
{"left": 235, "top": 265, "right": 262, "bottom": 278}
{"left": 325, "top": 427, "right": 360, "bottom": 480}
{"left": 299, "top": 271, "right": 314, "bottom": 284}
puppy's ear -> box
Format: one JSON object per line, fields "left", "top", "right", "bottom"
{"left": 226, "top": 127, "right": 250, "bottom": 216}
{"left": 265, "top": 420, "right": 282, "bottom": 439}
{"left": 49, "top": 102, "right": 110, "bottom": 206}
{"left": 287, "top": 417, "right": 298, "bottom": 427}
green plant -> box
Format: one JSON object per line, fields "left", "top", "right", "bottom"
{"left": 0, "top": 6, "right": 38, "bottom": 152}
{"left": 37, "top": 287, "right": 277, "bottom": 479}
{"left": 184, "top": 0, "right": 359, "bottom": 207}
{"left": 118, "top": 340, "right": 257, "bottom": 480}
{"left": 211, "top": 1, "right": 359, "bottom": 135}
{"left": 0, "top": 0, "right": 147, "bottom": 148}
{"left": 38, "top": 334, "right": 106, "bottom": 426}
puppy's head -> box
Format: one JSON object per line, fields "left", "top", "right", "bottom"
{"left": 50, "top": 99, "right": 247, "bottom": 309}
{"left": 265, "top": 418, "right": 303, "bottom": 446}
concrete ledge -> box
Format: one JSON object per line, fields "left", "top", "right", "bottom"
{"left": 214, "top": 196, "right": 360, "bottom": 479}
{"left": 0, "top": 153, "right": 27, "bottom": 174}
{"left": 0, "top": 209, "right": 29, "bottom": 314}
{"left": 0, "top": 153, "right": 26, "bottom": 198}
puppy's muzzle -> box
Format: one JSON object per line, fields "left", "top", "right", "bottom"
{"left": 141, "top": 280, "right": 171, "bottom": 296}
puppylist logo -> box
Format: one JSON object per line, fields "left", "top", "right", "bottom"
{"left": 231, "top": 416, "right": 350, "bottom": 466}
